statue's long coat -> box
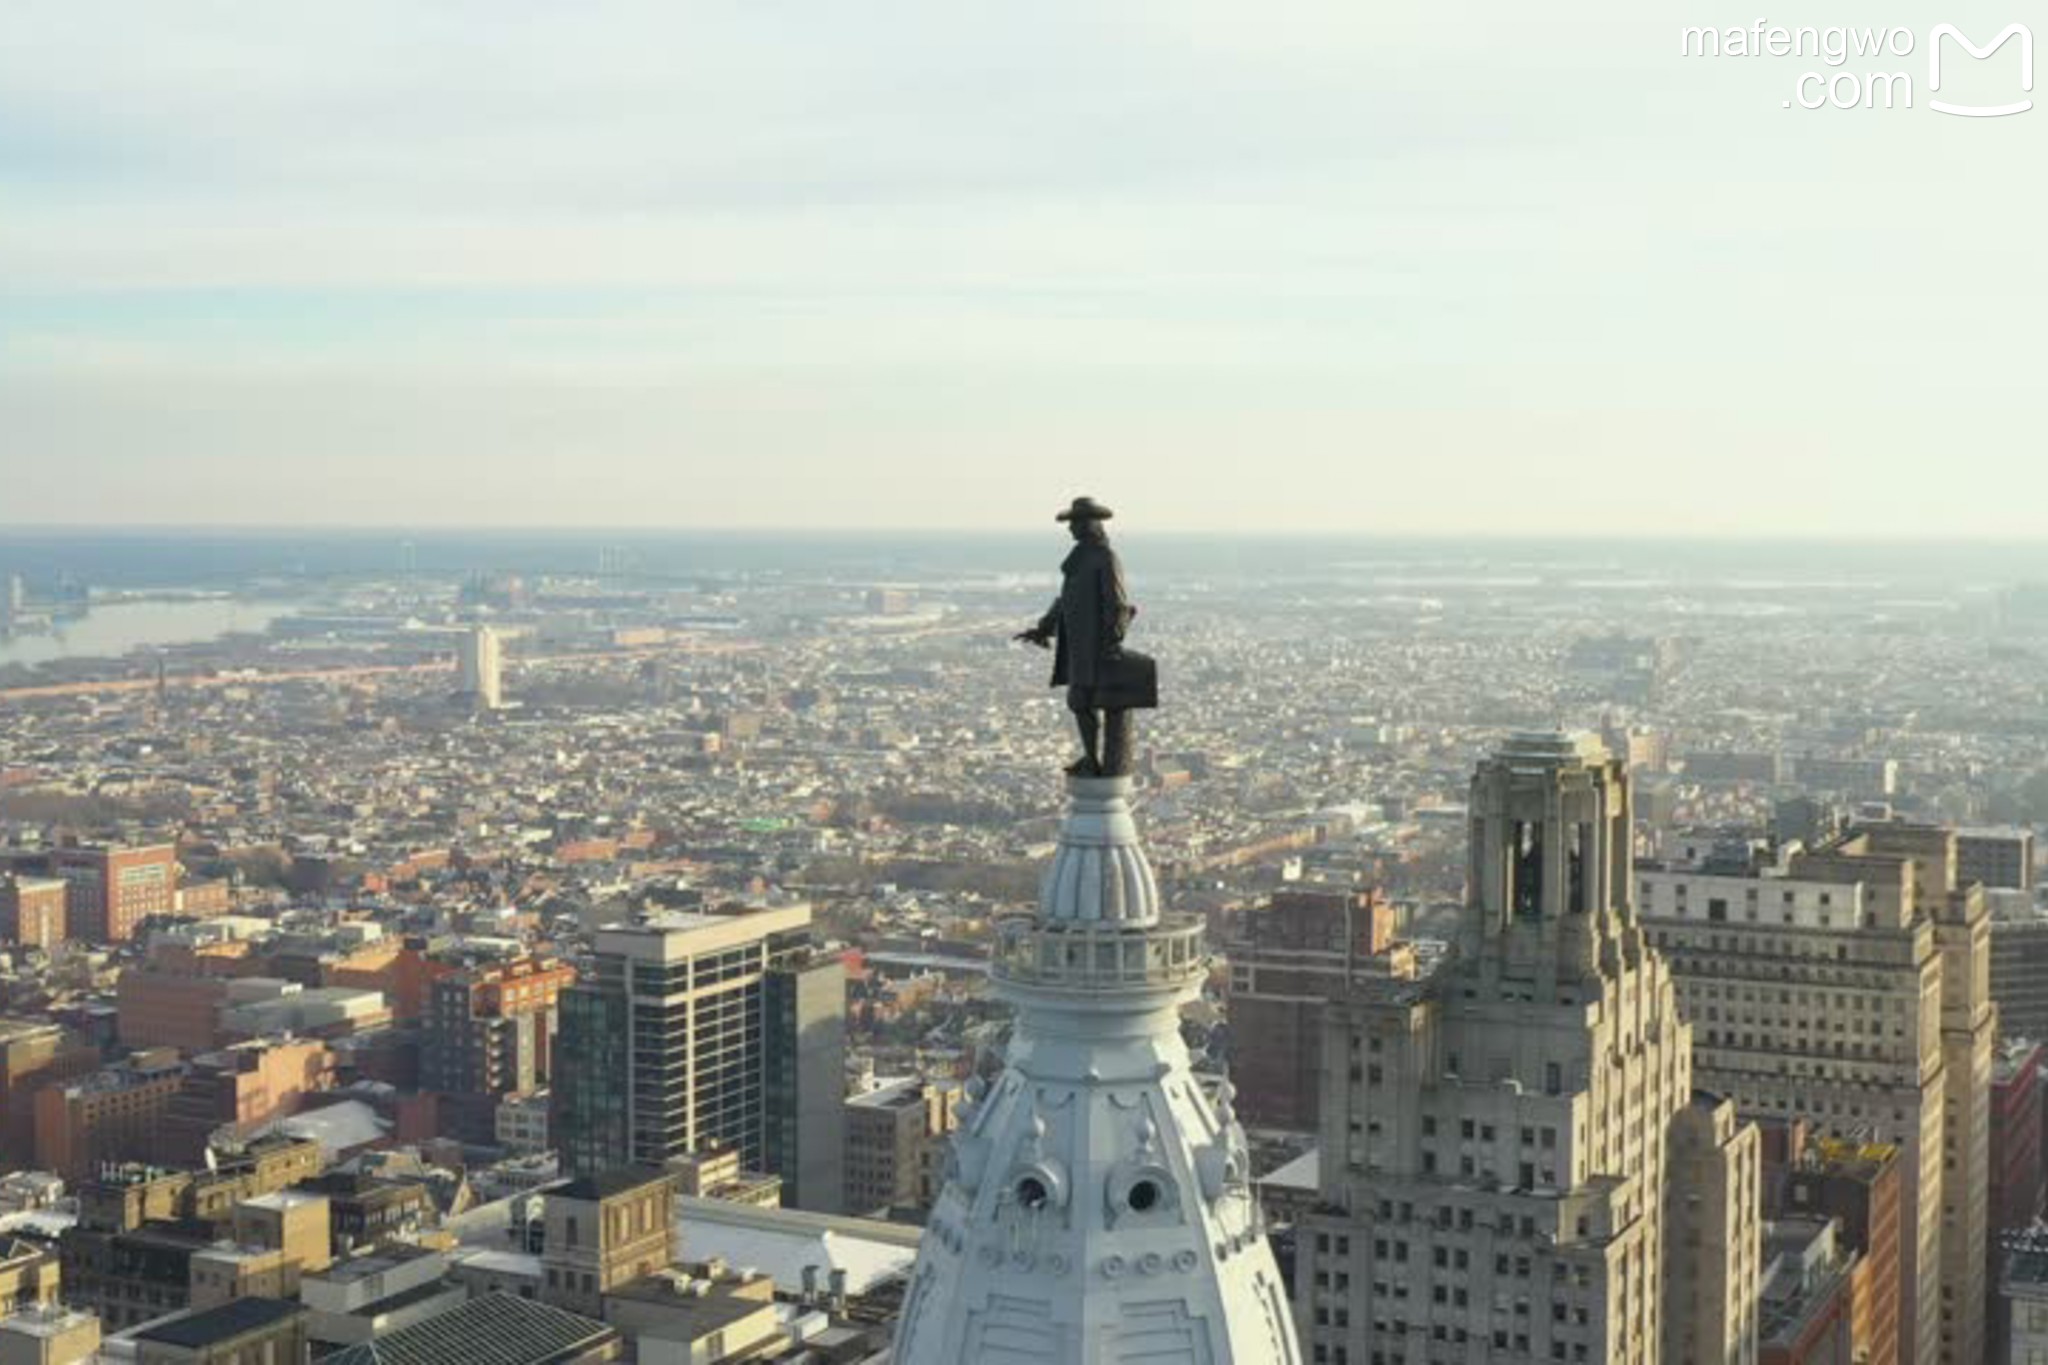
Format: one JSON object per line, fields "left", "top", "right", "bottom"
{"left": 1035, "top": 539, "right": 1133, "bottom": 688}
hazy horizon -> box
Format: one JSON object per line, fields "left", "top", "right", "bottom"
{"left": 5, "top": 523, "right": 2048, "bottom": 545}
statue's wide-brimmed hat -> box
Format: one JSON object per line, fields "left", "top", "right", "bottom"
{"left": 1055, "top": 496, "right": 1114, "bottom": 522}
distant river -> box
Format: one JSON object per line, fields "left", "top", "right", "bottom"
{"left": 0, "top": 598, "right": 303, "bottom": 667}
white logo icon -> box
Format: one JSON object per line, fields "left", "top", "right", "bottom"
{"left": 1928, "top": 22, "right": 2033, "bottom": 115}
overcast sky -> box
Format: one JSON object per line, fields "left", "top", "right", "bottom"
{"left": 2, "top": 2, "right": 2043, "bottom": 534}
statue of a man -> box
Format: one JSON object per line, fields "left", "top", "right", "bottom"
{"left": 1014, "top": 496, "right": 1157, "bottom": 776}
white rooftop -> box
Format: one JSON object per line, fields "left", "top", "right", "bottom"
{"left": 676, "top": 1196, "right": 919, "bottom": 1297}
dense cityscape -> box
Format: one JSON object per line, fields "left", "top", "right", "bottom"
{"left": 0, "top": 531, "right": 2044, "bottom": 1363}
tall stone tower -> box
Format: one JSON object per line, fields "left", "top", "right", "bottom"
{"left": 893, "top": 776, "right": 1300, "bottom": 1365}
{"left": 1295, "top": 732, "right": 1760, "bottom": 1365}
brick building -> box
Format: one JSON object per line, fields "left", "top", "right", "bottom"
{"left": 33, "top": 1051, "right": 188, "bottom": 1181}
{"left": 422, "top": 955, "right": 573, "bottom": 1144}
{"left": 162, "top": 1038, "right": 335, "bottom": 1164}
{"left": 38, "top": 842, "right": 179, "bottom": 943}
{"left": 116, "top": 967, "right": 234, "bottom": 1054}
{"left": 1223, "top": 885, "right": 1401, "bottom": 1131}
{"left": 0, "top": 1018, "right": 98, "bottom": 1172}
{"left": 0, "top": 874, "right": 67, "bottom": 952}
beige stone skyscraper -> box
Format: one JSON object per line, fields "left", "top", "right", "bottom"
{"left": 1637, "top": 823, "right": 1994, "bottom": 1365}
{"left": 1296, "top": 732, "right": 1760, "bottom": 1365}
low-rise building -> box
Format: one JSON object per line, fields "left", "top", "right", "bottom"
{"left": 540, "top": 1168, "right": 676, "bottom": 1319}
{"left": 295, "top": 1173, "right": 434, "bottom": 1256}
{"left": 665, "top": 1148, "right": 781, "bottom": 1209}
{"left": 32, "top": 1051, "right": 186, "bottom": 1181}
{"left": 496, "top": 1091, "right": 550, "bottom": 1156}
{"left": 130, "top": 1297, "right": 308, "bottom": 1365}
{"left": 0, "top": 1305, "right": 100, "bottom": 1365}
{"left": 299, "top": 1244, "right": 462, "bottom": 1352}
{"left": 0, "top": 1241, "right": 57, "bottom": 1317}
{"left": 323, "top": 1291, "right": 619, "bottom": 1365}
{"left": 601, "top": 1260, "right": 785, "bottom": 1362}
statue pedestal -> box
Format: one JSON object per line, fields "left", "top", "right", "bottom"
{"left": 893, "top": 768, "right": 1298, "bottom": 1365}
{"left": 1042, "top": 775, "right": 1154, "bottom": 926}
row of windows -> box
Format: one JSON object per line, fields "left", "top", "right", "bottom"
{"left": 1313, "top": 1328, "right": 1597, "bottom": 1362}
{"left": 1420, "top": 1116, "right": 1559, "bottom": 1148}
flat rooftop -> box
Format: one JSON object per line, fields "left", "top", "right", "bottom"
{"left": 0, "top": 1305, "right": 97, "bottom": 1338}
{"left": 135, "top": 1296, "right": 303, "bottom": 1348}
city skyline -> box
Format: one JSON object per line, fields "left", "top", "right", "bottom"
{"left": 5, "top": 5, "right": 2048, "bottom": 1362}
{"left": 2, "top": 523, "right": 2046, "bottom": 1362}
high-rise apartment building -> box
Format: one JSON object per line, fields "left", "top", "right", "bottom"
{"left": 1638, "top": 823, "right": 1996, "bottom": 1365}
{"left": 458, "top": 625, "right": 504, "bottom": 711}
{"left": 761, "top": 944, "right": 847, "bottom": 1213}
{"left": 1297, "top": 732, "right": 1761, "bottom": 1365}
{"left": 1225, "top": 886, "right": 1401, "bottom": 1132}
{"left": 552, "top": 902, "right": 846, "bottom": 1213}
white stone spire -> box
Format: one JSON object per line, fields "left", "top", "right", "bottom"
{"left": 892, "top": 775, "right": 1301, "bottom": 1365}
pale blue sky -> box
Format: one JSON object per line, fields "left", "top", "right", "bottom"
{"left": 1, "top": 1, "right": 2043, "bottom": 533}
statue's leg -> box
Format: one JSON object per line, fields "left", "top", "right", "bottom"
{"left": 1072, "top": 708, "right": 1101, "bottom": 775}
{"left": 1102, "top": 709, "right": 1133, "bottom": 777}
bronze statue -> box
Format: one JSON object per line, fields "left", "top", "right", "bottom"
{"left": 1014, "top": 496, "right": 1157, "bottom": 776}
